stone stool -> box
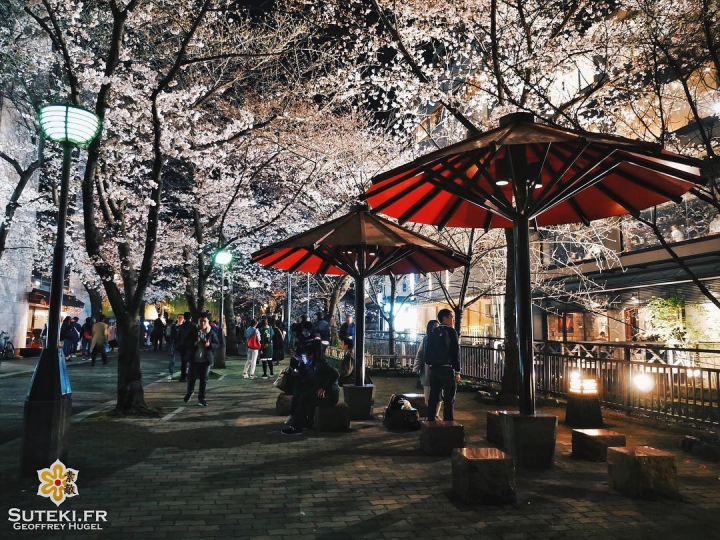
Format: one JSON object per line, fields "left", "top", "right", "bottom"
{"left": 275, "top": 393, "right": 292, "bottom": 416}
{"left": 420, "top": 420, "right": 465, "bottom": 456}
{"left": 314, "top": 402, "right": 350, "bottom": 432}
{"left": 451, "top": 448, "right": 516, "bottom": 504}
{"left": 572, "top": 429, "right": 626, "bottom": 461}
{"left": 607, "top": 446, "right": 679, "bottom": 500}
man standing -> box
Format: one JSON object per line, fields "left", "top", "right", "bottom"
{"left": 424, "top": 308, "right": 461, "bottom": 421}
{"left": 176, "top": 311, "right": 194, "bottom": 382}
{"left": 339, "top": 315, "right": 355, "bottom": 342}
{"left": 184, "top": 312, "right": 218, "bottom": 407}
{"left": 313, "top": 312, "right": 331, "bottom": 342}
{"left": 70, "top": 317, "right": 82, "bottom": 358}
{"left": 168, "top": 313, "right": 185, "bottom": 380}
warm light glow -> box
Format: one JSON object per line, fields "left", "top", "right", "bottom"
{"left": 690, "top": 369, "right": 702, "bottom": 378}
{"left": 633, "top": 373, "right": 654, "bottom": 392}
{"left": 215, "top": 250, "right": 232, "bottom": 265}
{"left": 496, "top": 180, "right": 509, "bottom": 186}
{"left": 39, "top": 104, "right": 101, "bottom": 148}
{"left": 568, "top": 371, "right": 598, "bottom": 395}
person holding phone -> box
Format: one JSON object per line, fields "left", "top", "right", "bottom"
{"left": 282, "top": 338, "right": 339, "bottom": 435}
{"left": 184, "top": 312, "right": 219, "bottom": 407}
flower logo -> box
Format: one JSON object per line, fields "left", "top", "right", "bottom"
{"left": 37, "top": 459, "right": 79, "bottom": 507}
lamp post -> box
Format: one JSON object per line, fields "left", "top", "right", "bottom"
{"left": 21, "top": 104, "right": 101, "bottom": 476}
{"left": 214, "top": 250, "right": 232, "bottom": 369}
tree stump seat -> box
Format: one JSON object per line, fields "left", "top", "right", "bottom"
{"left": 607, "top": 446, "right": 679, "bottom": 500}
{"left": 313, "top": 402, "right": 350, "bottom": 432}
{"left": 451, "top": 447, "right": 516, "bottom": 504}
{"left": 420, "top": 420, "right": 465, "bottom": 456}
{"left": 572, "top": 429, "right": 626, "bottom": 461}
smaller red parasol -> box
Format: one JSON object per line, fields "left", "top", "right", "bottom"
{"left": 252, "top": 203, "right": 469, "bottom": 386}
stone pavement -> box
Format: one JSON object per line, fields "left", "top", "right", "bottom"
{"left": 1, "top": 351, "right": 719, "bottom": 540}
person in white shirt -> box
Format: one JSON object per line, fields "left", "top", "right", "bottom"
{"left": 709, "top": 214, "right": 720, "bottom": 235}
{"left": 670, "top": 224, "right": 685, "bottom": 243}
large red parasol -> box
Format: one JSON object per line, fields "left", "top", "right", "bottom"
{"left": 362, "top": 113, "right": 705, "bottom": 414}
{"left": 251, "top": 203, "right": 469, "bottom": 386}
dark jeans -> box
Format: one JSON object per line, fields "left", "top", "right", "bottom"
{"left": 152, "top": 335, "right": 163, "bottom": 351}
{"left": 291, "top": 386, "right": 339, "bottom": 429}
{"left": 186, "top": 362, "right": 211, "bottom": 402}
{"left": 91, "top": 345, "right": 107, "bottom": 365}
{"left": 179, "top": 349, "right": 192, "bottom": 380}
{"left": 427, "top": 365, "right": 457, "bottom": 421}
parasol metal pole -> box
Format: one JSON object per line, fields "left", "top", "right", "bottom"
{"left": 354, "top": 274, "right": 365, "bottom": 386}
{"left": 514, "top": 215, "right": 535, "bottom": 415}
{"left": 287, "top": 274, "right": 292, "bottom": 349}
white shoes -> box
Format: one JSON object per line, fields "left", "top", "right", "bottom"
{"left": 243, "top": 374, "right": 249, "bottom": 379}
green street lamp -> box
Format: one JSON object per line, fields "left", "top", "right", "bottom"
{"left": 214, "top": 250, "right": 233, "bottom": 368}
{"left": 21, "top": 104, "right": 101, "bottom": 476}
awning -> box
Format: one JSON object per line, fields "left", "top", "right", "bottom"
{"left": 28, "top": 288, "right": 85, "bottom": 309}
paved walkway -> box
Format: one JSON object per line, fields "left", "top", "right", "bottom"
{"left": 1, "top": 351, "right": 719, "bottom": 539}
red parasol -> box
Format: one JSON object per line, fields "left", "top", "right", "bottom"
{"left": 251, "top": 203, "right": 469, "bottom": 386}
{"left": 362, "top": 113, "right": 704, "bottom": 413}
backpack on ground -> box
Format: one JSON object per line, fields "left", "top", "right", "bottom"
{"left": 383, "top": 394, "right": 420, "bottom": 431}
{"left": 424, "top": 325, "right": 451, "bottom": 366}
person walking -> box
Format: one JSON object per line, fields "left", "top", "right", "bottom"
{"left": 424, "top": 309, "right": 461, "bottom": 421}
{"left": 259, "top": 318, "right": 275, "bottom": 378}
{"left": 60, "top": 316, "right": 75, "bottom": 361}
{"left": 168, "top": 313, "right": 185, "bottom": 380}
{"left": 151, "top": 316, "right": 165, "bottom": 351}
{"left": 80, "top": 317, "right": 94, "bottom": 359}
{"left": 176, "top": 312, "right": 194, "bottom": 382}
{"left": 272, "top": 318, "right": 285, "bottom": 366}
{"left": 71, "top": 317, "right": 82, "bottom": 358}
{"left": 413, "top": 320, "right": 441, "bottom": 419}
{"left": 243, "top": 319, "right": 261, "bottom": 379}
{"left": 184, "top": 312, "right": 218, "bottom": 407}
{"left": 90, "top": 315, "right": 109, "bottom": 366}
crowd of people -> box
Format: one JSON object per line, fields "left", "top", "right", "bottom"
{"left": 54, "top": 314, "right": 116, "bottom": 365}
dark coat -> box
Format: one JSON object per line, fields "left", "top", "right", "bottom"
{"left": 191, "top": 326, "right": 220, "bottom": 364}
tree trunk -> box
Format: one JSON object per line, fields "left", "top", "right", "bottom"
{"left": 223, "top": 283, "right": 237, "bottom": 356}
{"left": 500, "top": 228, "right": 520, "bottom": 400}
{"left": 113, "top": 311, "right": 155, "bottom": 416}
{"left": 84, "top": 283, "right": 104, "bottom": 319}
{"left": 328, "top": 276, "right": 352, "bottom": 346}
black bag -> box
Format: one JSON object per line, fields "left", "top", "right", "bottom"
{"left": 424, "top": 326, "right": 450, "bottom": 366}
{"left": 273, "top": 369, "right": 291, "bottom": 393}
{"left": 383, "top": 394, "right": 420, "bottom": 431}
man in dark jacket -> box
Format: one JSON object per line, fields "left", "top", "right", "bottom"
{"left": 167, "top": 313, "right": 184, "bottom": 379}
{"left": 176, "top": 312, "right": 194, "bottom": 382}
{"left": 282, "top": 338, "right": 339, "bottom": 435}
{"left": 426, "top": 308, "right": 461, "bottom": 421}
{"left": 184, "top": 312, "right": 219, "bottom": 407}
{"left": 339, "top": 315, "right": 355, "bottom": 342}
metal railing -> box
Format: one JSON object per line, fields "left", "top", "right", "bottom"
{"left": 364, "top": 335, "right": 720, "bottom": 426}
